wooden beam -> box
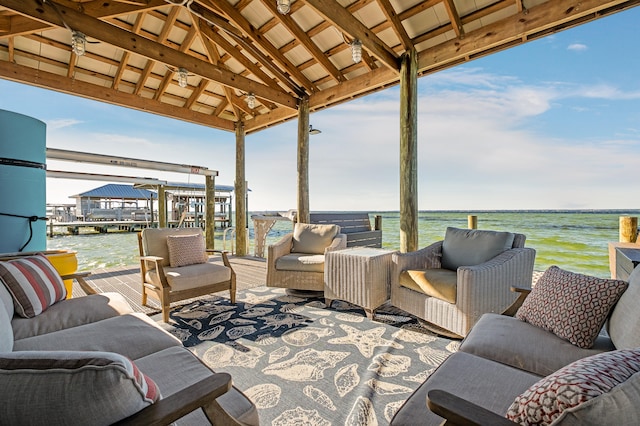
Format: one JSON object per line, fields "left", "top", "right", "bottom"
{"left": 375, "top": 0, "right": 412, "bottom": 50}
{"left": 205, "top": 174, "right": 216, "bottom": 250}
{"left": 0, "top": 0, "right": 168, "bottom": 38}
{"left": 0, "top": 0, "right": 297, "bottom": 109}
{"left": 297, "top": 96, "right": 310, "bottom": 224}
{"left": 207, "top": 0, "right": 317, "bottom": 94}
{"left": 188, "top": 2, "right": 304, "bottom": 96}
{"left": 418, "top": 0, "right": 638, "bottom": 73}
{"left": 305, "top": 0, "right": 400, "bottom": 72}
{"left": 399, "top": 48, "right": 418, "bottom": 253}
{"left": 235, "top": 120, "right": 248, "bottom": 256}
{"left": 443, "top": 0, "right": 465, "bottom": 39}
{"left": 113, "top": 11, "right": 146, "bottom": 90}
{"left": 0, "top": 60, "right": 236, "bottom": 131}
{"left": 259, "top": 0, "right": 345, "bottom": 84}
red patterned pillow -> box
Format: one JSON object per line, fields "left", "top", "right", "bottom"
{"left": 166, "top": 234, "right": 208, "bottom": 267}
{"left": 506, "top": 348, "right": 640, "bottom": 424}
{"left": 516, "top": 266, "right": 627, "bottom": 348}
{"left": 0, "top": 255, "right": 67, "bottom": 318}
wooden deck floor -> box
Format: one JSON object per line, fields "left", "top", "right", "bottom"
{"left": 74, "top": 256, "right": 266, "bottom": 314}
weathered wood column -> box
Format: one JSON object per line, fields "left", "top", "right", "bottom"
{"left": 158, "top": 184, "right": 166, "bottom": 228}
{"left": 399, "top": 48, "right": 418, "bottom": 253}
{"left": 205, "top": 174, "right": 216, "bottom": 250}
{"left": 297, "top": 95, "right": 310, "bottom": 224}
{"left": 235, "top": 120, "right": 248, "bottom": 255}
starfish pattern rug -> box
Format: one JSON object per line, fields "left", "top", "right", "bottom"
{"left": 167, "top": 286, "right": 459, "bottom": 426}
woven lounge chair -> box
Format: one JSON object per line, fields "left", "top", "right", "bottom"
{"left": 266, "top": 223, "right": 346, "bottom": 292}
{"left": 391, "top": 227, "right": 535, "bottom": 338}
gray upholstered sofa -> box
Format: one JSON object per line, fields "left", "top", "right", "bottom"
{"left": 391, "top": 265, "right": 640, "bottom": 425}
{"left": 0, "top": 256, "right": 258, "bottom": 425}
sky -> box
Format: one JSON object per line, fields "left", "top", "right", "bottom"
{"left": 1, "top": 7, "right": 640, "bottom": 212}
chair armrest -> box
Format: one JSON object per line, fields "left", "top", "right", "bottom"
{"left": 59, "top": 271, "right": 97, "bottom": 295}
{"left": 325, "top": 234, "right": 347, "bottom": 253}
{"left": 455, "top": 248, "right": 535, "bottom": 315}
{"left": 140, "top": 255, "right": 164, "bottom": 262}
{"left": 392, "top": 240, "right": 443, "bottom": 272}
{"left": 501, "top": 286, "right": 532, "bottom": 316}
{"left": 427, "top": 390, "right": 517, "bottom": 426}
{"left": 206, "top": 250, "right": 233, "bottom": 268}
{"left": 268, "top": 233, "right": 293, "bottom": 261}
{"left": 114, "top": 372, "right": 233, "bottom": 426}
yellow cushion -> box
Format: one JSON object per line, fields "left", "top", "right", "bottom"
{"left": 399, "top": 269, "right": 458, "bottom": 303}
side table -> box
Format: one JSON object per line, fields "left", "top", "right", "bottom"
{"left": 324, "top": 247, "right": 396, "bottom": 319}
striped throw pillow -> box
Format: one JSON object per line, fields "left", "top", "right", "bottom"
{"left": 166, "top": 234, "right": 208, "bottom": 267}
{"left": 0, "top": 255, "right": 67, "bottom": 318}
{"left": 0, "top": 351, "right": 160, "bottom": 425}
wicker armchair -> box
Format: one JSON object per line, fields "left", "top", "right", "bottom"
{"left": 391, "top": 227, "right": 535, "bottom": 338}
{"left": 267, "top": 223, "right": 347, "bottom": 291}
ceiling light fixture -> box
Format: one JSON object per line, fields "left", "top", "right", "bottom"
{"left": 246, "top": 93, "right": 256, "bottom": 109}
{"left": 350, "top": 39, "right": 362, "bottom": 63}
{"left": 309, "top": 125, "right": 321, "bottom": 135}
{"left": 276, "top": 0, "right": 291, "bottom": 15}
{"left": 177, "top": 68, "right": 189, "bottom": 88}
{"left": 71, "top": 31, "right": 87, "bottom": 56}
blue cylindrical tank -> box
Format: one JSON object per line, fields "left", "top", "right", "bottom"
{"left": 0, "top": 109, "right": 47, "bottom": 253}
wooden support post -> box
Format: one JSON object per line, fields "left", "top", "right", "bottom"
{"left": 235, "top": 120, "right": 248, "bottom": 256}
{"left": 297, "top": 96, "right": 310, "bottom": 224}
{"left": 205, "top": 174, "right": 216, "bottom": 250}
{"left": 468, "top": 215, "right": 478, "bottom": 229}
{"left": 619, "top": 216, "right": 638, "bottom": 243}
{"left": 158, "top": 185, "right": 166, "bottom": 228}
{"left": 374, "top": 215, "right": 382, "bottom": 231}
{"left": 399, "top": 48, "right": 418, "bottom": 253}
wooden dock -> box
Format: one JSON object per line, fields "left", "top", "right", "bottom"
{"left": 48, "top": 219, "right": 232, "bottom": 236}
{"left": 73, "top": 255, "right": 267, "bottom": 314}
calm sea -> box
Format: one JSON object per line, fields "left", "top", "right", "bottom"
{"left": 47, "top": 210, "right": 640, "bottom": 278}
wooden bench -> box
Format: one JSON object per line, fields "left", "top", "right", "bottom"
{"left": 310, "top": 212, "right": 382, "bottom": 248}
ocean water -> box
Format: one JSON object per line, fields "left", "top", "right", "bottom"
{"left": 47, "top": 210, "right": 640, "bottom": 278}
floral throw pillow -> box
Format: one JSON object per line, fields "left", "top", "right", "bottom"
{"left": 506, "top": 348, "right": 640, "bottom": 425}
{"left": 516, "top": 266, "right": 627, "bottom": 348}
{"left": 0, "top": 255, "right": 67, "bottom": 318}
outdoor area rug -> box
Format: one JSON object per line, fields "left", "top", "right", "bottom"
{"left": 166, "top": 286, "right": 459, "bottom": 426}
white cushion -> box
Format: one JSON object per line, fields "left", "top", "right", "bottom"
{"left": 608, "top": 265, "right": 640, "bottom": 349}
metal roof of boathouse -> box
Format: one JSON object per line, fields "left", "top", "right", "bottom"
{"left": 72, "top": 184, "right": 157, "bottom": 200}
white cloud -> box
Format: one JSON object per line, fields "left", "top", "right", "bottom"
{"left": 567, "top": 43, "right": 588, "bottom": 51}
{"left": 46, "top": 119, "right": 82, "bottom": 130}
{"left": 41, "top": 67, "right": 640, "bottom": 211}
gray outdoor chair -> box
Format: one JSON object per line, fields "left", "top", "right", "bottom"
{"left": 391, "top": 227, "right": 536, "bottom": 338}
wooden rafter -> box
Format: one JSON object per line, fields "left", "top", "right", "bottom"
{"left": 206, "top": 0, "right": 318, "bottom": 93}
{"left": 375, "top": 0, "right": 412, "bottom": 50}
{"left": 259, "top": 0, "right": 345, "bottom": 84}
{"left": 305, "top": 0, "right": 399, "bottom": 72}
{"left": 443, "top": 0, "right": 465, "bottom": 39}
{"left": 0, "top": 0, "right": 168, "bottom": 39}
{"left": 0, "top": 0, "right": 297, "bottom": 109}
{"left": 113, "top": 11, "right": 145, "bottom": 90}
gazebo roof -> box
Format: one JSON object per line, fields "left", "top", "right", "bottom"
{"left": 0, "top": 0, "right": 637, "bottom": 134}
